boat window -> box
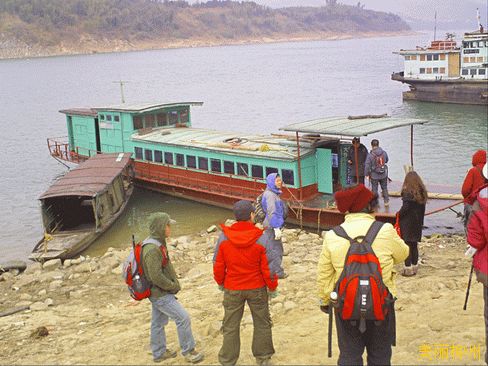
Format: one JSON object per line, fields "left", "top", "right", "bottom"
{"left": 404, "top": 55, "right": 410, "bottom": 61}
{"left": 180, "top": 109, "right": 189, "bottom": 123}
{"left": 133, "top": 116, "right": 143, "bottom": 130}
{"left": 440, "top": 54, "right": 446, "bottom": 61}
{"left": 433, "top": 54, "right": 439, "bottom": 61}
{"left": 198, "top": 157, "right": 209, "bottom": 170}
{"left": 169, "top": 111, "right": 178, "bottom": 125}
{"left": 426, "top": 68, "right": 432, "bottom": 74}
{"left": 433, "top": 67, "right": 439, "bottom": 73}
{"left": 157, "top": 113, "right": 167, "bottom": 127}
{"left": 281, "top": 169, "right": 295, "bottom": 186}
{"left": 224, "top": 161, "right": 235, "bottom": 175}
{"left": 440, "top": 67, "right": 446, "bottom": 74}
{"left": 470, "top": 69, "right": 477, "bottom": 75}
{"left": 106, "top": 115, "right": 112, "bottom": 122}
{"left": 187, "top": 155, "right": 197, "bottom": 169}
{"left": 145, "top": 149, "right": 153, "bottom": 161}
{"left": 419, "top": 68, "right": 425, "bottom": 74}
{"left": 473, "top": 42, "right": 478, "bottom": 48}
{"left": 176, "top": 153, "right": 185, "bottom": 167}
{"left": 164, "top": 152, "right": 174, "bottom": 165}
{"left": 477, "top": 57, "right": 484, "bottom": 63}
{"left": 470, "top": 57, "right": 477, "bottom": 63}
{"left": 265, "top": 167, "right": 279, "bottom": 177}
{"left": 145, "top": 115, "right": 156, "bottom": 128}
{"left": 100, "top": 114, "right": 105, "bottom": 120}
{"left": 463, "top": 57, "right": 470, "bottom": 63}
{"left": 410, "top": 55, "right": 417, "bottom": 61}
{"left": 420, "top": 54, "right": 426, "bottom": 61}
{"left": 211, "top": 159, "right": 221, "bottom": 173}
{"left": 427, "top": 54, "right": 433, "bottom": 61}
{"left": 462, "top": 69, "right": 469, "bottom": 75}
{"left": 114, "top": 115, "right": 120, "bottom": 122}
{"left": 237, "top": 163, "right": 249, "bottom": 176}
{"left": 154, "top": 150, "right": 163, "bottom": 163}
{"left": 134, "top": 147, "right": 143, "bottom": 160}
{"left": 251, "top": 165, "right": 264, "bottom": 179}
{"left": 479, "top": 68, "right": 486, "bottom": 75}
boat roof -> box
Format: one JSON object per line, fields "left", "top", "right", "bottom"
{"left": 40, "top": 153, "right": 132, "bottom": 199}
{"left": 59, "top": 108, "right": 97, "bottom": 117}
{"left": 280, "top": 115, "right": 428, "bottom": 137}
{"left": 92, "top": 102, "right": 204, "bottom": 114}
{"left": 132, "top": 127, "right": 316, "bottom": 161}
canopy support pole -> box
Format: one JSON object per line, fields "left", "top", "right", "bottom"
{"left": 410, "top": 125, "right": 414, "bottom": 168}
{"left": 296, "top": 132, "right": 303, "bottom": 201}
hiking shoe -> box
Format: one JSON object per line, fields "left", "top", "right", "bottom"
{"left": 412, "top": 264, "right": 419, "bottom": 275}
{"left": 184, "top": 349, "right": 204, "bottom": 364}
{"left": 401, "top": 266, "right": 415, "bottom": 277}
{"left": 153, "top": 349, "right": 177, "bottom": 362}
{"left": 256, "top": 356, "right": 272, "bottom": 366}
{"left": 384, "top": 200, "right": 390, "bottom": 207}
{"left": 278, "top": 272, "right": 289, "bottom": 279}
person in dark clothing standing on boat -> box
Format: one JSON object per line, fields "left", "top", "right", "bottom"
{"left": 347, "top": 137, "right": 368, "bottom": 185}
{"left": 364, "top": 139, "right": 390, "bottom": 207}
{"left": 397, "top": 171, "right": 427, "bottom": 277}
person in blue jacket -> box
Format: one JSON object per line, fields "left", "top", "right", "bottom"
{"left": 261, "top": 173, "right": 288, "bottom": 279}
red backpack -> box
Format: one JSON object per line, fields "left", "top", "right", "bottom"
{"left": 123, "top": 237, "right": 168, "bottom": 301}
{"left": 332, "top": 221, "right": 393, "bottom": 333}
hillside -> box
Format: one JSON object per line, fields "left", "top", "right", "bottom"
{"left": 0, "top": 0, "right": 410, "bottom": 59}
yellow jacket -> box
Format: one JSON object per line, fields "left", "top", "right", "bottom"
{"left": 317, "top": 213, "right": 409, "bottom": 305}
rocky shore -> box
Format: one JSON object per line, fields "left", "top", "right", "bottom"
{"left": 0, "top": 227, "right": 485, "bottom": 365}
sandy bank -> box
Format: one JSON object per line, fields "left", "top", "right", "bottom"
{"left": 0, "top": 31, "right": 414, "bottom": 60}
{"left": 0, "top": 228, "right": 484, "bottom": 365}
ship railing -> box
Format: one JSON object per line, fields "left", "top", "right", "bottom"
{"left": 47, "top": 137, "right": 98, "bottom": 163}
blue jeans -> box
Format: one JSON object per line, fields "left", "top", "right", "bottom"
{"left": 149, "top": 294, "right": 196, "bottom": 359}
{"left": 371, "top": 178, "right": 389, "bottom": 203}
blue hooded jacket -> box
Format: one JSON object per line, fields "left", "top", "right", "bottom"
{"left": 262, "top": 173, "right": 286, "bottom": 229}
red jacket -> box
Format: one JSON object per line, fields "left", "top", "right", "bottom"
{"left": 467, "top": 187, "right": 488, "bottom": 277}
{"left": 213, "top": 221, "right": 278, "bottom": 291}
{"left": 462, "top": 150, "right": 486, "bottom": 203}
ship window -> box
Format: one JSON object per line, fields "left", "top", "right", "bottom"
{"left": 426, "top": 68, "right": 432, "bottom": 74}
{"left": 410, "top": 55, "right": 417, "bottom": 61}
{"left": 135, "top": 147, "right": 143, "bottom": 160}
{"left": 419, "top": 68, "right": 425, "bottom": 74}
{"left": 198, "top": 157, "right": 208, "bottom": 170}
{"left": 154, "top": 150, "right": 163, "bottom": 163}
{"left": 470, "top": 69, "right": 477, "bottom": 75}
{"left": 266, "top": 167, "right": 279, "bottom": 177}
{"left": 164, "top": 152, "right": 174, "bottom": 165}
{"left": 440, "top": 67, "right": 446, "bottom": 74}
{"left": 463, "top": 42, "right": 468, "bottom": 48}
{"left": 477, "top": 57, "right": 484, "bottom": 63}
{"left": 433, "top": 67, "right": 439, "bottom": 73}
{"left": 106, "top": 115, "right": 112, "bottom": 122}
{"left": 169, "top": 111, "right": 178, "bottom": 125}
{"left": 114, "top": 115, "right": 120, "bottom": 122}
{"left": 237, "top": 163, "right": 249, "bottom": 176}
{"left": 440, "top": 54, "right": 446, "bottom": 61}
{"left": 100, "top": 114, "right": 105, "bottom": 120}
{"left": 187, "top": 155, "right": 197, "bottom": 169}
{"left": 473, "top": 42, "right": 478, "bottom": 48}
{"left": 281, "top": 169, "right": 295, "bottom": 186}
{"left": 252, "top": 165, "right": 264, "bottom": 179}
{"left": 433, "top": 54, "right": 439, "bottom": 61}
{"left": 463, "top": 57, "right": 470, "bottom": 63}
{"left": 157, "top": 113, "right": 167, "bottom": 127}
{"left": 420, "top": 54, "right": 426, "bottom": 61}
{"left": 144, "top": 149, "right": 153, "bottom": 162}
{"left": 462, "top": 69, "right": 469, "bottom": 75}
{"left": 404, "top": 55, "right": 410, "bottom": 61}
{"left": 180, "top": 109, "right": 189, "bottom": 123}
{"left": 145, "top": 115, "right": 156, "bottom": 128}
{"left": 479, "top": 68, "right": 486, "bottom": 75}
{"left": 224, "top": 161, "right": 235, "bottom": 175}
{"left": 470, "top": 57, "right": 477, "bottom": 63}
{"left": 211, "top": 159, "right": 221, "bottom": 173}
{"left": 176, "top": 153, "right": 185, "bottom": 166}
{"left": 427, "top": 54, "right": 433, "bottom": 61}
{"left": 133, "top": 116, "right": 143, "bottom": 130}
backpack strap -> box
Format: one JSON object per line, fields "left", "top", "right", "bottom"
{"left": 331, "top": 225, "right": 354, "bottom": 243}
{"left": 142, "top": 238, "right": 162, "bottom": 246}
{"left": 361, "top": 221, "right": 384, "bottom": 249}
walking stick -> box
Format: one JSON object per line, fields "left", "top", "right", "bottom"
{"left": 463, "top": 264, "right": 474, "bottom": 311}
{"left": 328, "top": 305, "right": 333, "bottom": 358}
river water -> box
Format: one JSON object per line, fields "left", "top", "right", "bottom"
{"left": 1, "top": 32, "right": 486, "bottom": 262}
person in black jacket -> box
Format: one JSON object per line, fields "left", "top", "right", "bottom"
{"left": 397, "top": 171, "right": 427, "bottom": 277}
{"left": 347, "top": 137, "right": 368, "bottom": 185}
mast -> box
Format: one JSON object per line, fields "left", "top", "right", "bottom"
{"left": 434, "top": 10, "right": 437, "bottom": 41}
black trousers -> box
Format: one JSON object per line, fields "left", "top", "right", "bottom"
{"left": 404, "top": 241, "right": 419, "bottom": 266}
{"left": 335, "top": 308, "right": 396, "bottom": 366}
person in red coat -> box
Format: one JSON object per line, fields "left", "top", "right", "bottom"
{"left": 462, "top": 150, "right": 487, "bottom": 228}
{"left": 213, "top": 200, "right": 278, "bottom": 366}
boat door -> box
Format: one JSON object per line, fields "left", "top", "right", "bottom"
{"left": 67, "top": 116, "right": 75, "bottom": 151}
{"left": 316, "top": 148, "right": 333, "bottom": 194}
{"left": 94, "top": 117, "right": 101, "bottom": 152}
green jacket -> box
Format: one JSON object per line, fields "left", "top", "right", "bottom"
{"left": 141, "top": 213, "right": 181, "bottom": 299}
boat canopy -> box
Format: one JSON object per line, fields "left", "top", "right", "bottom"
{"left": 40, "top": 153, "right": 132, "bottom": 199}
{"left": 92, "top": 102, "right": 204, "bottom": 114}
{"left": 280, "top": 115, "right": 428, "bottom": 138}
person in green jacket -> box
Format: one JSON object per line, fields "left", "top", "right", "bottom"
{"left": 142, "top": 212, "right": 204, "bottom": 363}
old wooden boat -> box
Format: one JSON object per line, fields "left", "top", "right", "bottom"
{"left": 46, "top": 102, "right": 462, "bottom": 232}
{"left": 30, "top": 153, "right": 134, "bottom": 261}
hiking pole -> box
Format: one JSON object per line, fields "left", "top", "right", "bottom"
{"left": 328, "top": 291, "right": 338, "bottom": 358}
{"left": 132, "top": 234, "right": 136, "bottom": 249}
{"left": 463, "top": 264, "right": 474, "bottom": 311}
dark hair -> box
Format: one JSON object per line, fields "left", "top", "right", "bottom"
{"left": 371, "top": 139, "right": 379, "bottom": 147}
{"left": 401, "top": 171, "right": 428, "bottom": 204}
{"left": 352, "top": 137, "right": 360, "bottom": 144}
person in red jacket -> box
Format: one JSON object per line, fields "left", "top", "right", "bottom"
{"left": 214, "top": 200, "right": 278, "bottom": 366}
{"left": 462, "top": 149, "right": 487, "bottom": 228}
{"left": 467, "top": 176, "right": 488, "bottom": 365}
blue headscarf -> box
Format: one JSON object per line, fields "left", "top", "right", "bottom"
{"left": 266, "top": 173, "right": 282, "bottom": 195}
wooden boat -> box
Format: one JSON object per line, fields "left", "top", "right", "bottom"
{"left": 30, "top": 153, "right": 134, "bottom": 261}
{"left": 46, "top": 102, "right": 462, "bottom": 232}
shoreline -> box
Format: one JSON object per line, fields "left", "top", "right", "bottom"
{"left": 0, "top": 227, "right": 485, "bottom": 365}
{"left": 0, "top": 30, "right": 415, "bottom": 61}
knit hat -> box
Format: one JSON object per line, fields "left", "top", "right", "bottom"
{"left": 334, "top": 184, "right": 374, "bottom": 213}
{"left": 233, "top": 200, "right": 255, "bottom": 221}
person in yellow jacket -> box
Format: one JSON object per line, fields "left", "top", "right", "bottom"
{"left": 317, "top": 184, "right": 409, "bottom": 366}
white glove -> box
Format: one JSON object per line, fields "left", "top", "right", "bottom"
{"left": 465, "top": 245, "right": 477, "bottom": 258}
{"left": 273, "top": 228, "right": 282, "bottom": 240}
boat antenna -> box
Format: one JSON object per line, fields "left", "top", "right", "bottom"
{"left": 112, "top": 80, "right": 129, "bottom": 104}
{"left": 434, "top": 10, "right": 437, "bottom": 40}
{"left": 476, "top": 8, "right": 482, "bottom": 32}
